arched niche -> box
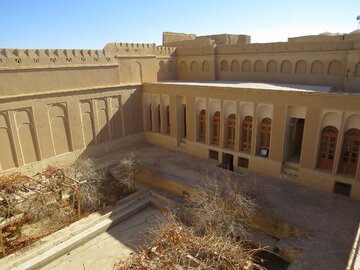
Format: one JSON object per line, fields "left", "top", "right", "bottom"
{"left": 311, "top": 60, "right": 324, "bottom": 75}
{"left": 295, "top": 60, "right": 307, "bottom": 74}
{"left": 328, "top": 60, "right": 342, "bottom": 75}
{"left": 15, "top": 109, "right": 38, "bottom": 164}
{"left": 267, "top": 60, "right": 277, "bottom": 73}
{"left": 48, "top": 103, "right": 72, "bottom": 155}
{"left": 281, "top": 60, "right": 292, "bottom": 73}
{"left": 254, "top": 60, "right": 264, "bottom": 72}
{"left": 0, "top": 112, "right": 17, "bottom": 170}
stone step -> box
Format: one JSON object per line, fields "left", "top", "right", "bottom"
{"left": 283, "top": 167, "right": 299, "bottom": 177}
{"left": 0, "top": 191, "right": 151, "bottom": 270}
{"left": 283, "top": 162, "right": 300, "bottom": 170}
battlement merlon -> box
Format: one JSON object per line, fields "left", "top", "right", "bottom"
{"left": 104, "top": 43, "right": 176, "bottom": 57}
{"left": 0, "top": 48, "right": 114, "bottom": 67}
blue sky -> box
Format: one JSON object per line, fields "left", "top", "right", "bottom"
{"left": 0, "top": 0, "right": 359, "bottom": 49}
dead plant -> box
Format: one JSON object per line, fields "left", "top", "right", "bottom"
{"left": 185, "top": 174, "right": 257, "bottom": 240}
{"left": 118, "top": 215, "right": 264, "bottom": 270}
{"left": 117, "top": 172, "right": 266, "bottom": 269}
{"left": 114, "top": 151, "right": 138, "bottom": 191}
{"left": 68, "top": 158, "right": 106, "bottom": 213}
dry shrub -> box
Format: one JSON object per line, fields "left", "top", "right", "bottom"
{"left": 186, "top": 175, "right": 257, "bottom": 239}
{"left": 23, "top": 167, "right": 68, "bottom": 222}
{"left": 118, "top": 215, "right": 264, "bottom": 270}
{"left": 0, "top": 173, "right": 31, "bottom": 193}
{"left": 68, "top": 158, "right": 106, "bottom": 213}
{"left": 0, "top": 173, "right": 32, "bottom": 219}
{"left": 114, "top": 151, "right": 137, "bottom": 191}
{"left": 0, "top": 192, "right": 17, "bottom": 220}
{"left": 0, "top": 159, "right": 116, "bottom": 257}
{"left": 118, "top": 174, "right": 264, "bottom": 270}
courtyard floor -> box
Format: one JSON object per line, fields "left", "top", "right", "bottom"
{"left": 42, "top": 205, "right": 162, "bottom": 270}
{"left": 88, "top": 142, "right": 360, "bottom": 270}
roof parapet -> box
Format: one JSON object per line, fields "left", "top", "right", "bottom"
{"left": 0, "top": 48, "right": 113, "bottom": 67}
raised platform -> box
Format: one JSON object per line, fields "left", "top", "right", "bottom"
{"left": 156, "top": 80, "right": 334, "bottom": 93}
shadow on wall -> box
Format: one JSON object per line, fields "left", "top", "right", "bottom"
{"left": 0, "top": 86, "right": 144, "bottom": 172}
{"left": 76, "top": 88, "right": 144, "bottom": 161}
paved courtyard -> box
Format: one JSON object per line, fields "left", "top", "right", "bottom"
{"left": 43, "top": 206, "right": 162, "bottom": 270}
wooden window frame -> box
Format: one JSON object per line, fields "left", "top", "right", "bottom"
{"left": 241, "top": 116, "right": 252, "bottom": 152}
{"left": 213, "top": 111, "right": 220, "bottom": 145}
{"left": 318, "top": 126, "right": 338, "bottom": 170}
{"left": 227, "top": 114, "right": 236, "bottom": 148}
{"left": 199, "top": 110, "right": 206, "bottom": 142}
{"left": 339, "top": 128, "right": 360, "bottom": 176}
{"left": 259, "top": 118, "right": 272, "bottom": 156}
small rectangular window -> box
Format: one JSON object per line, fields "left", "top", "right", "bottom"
{"left": 238, "top": 157, "right": 249, "bottom": 169}
{"left": 259, "top": 148, "right": 269, "bottom": 157}
{"left": 333, "top": 181, "right": 351, "bottom": 196}
{"left": 209, "top": 150, "right": 219, "bottom": 160}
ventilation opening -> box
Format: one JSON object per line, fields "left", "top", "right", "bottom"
{"left": 238, "top": 157, "right": 249, "bottom": 169}
{"left": 333, "top": 181, "right": 351, "bottom": 196}
{"left": 209, "top": 150, "right": 219, "bottom": 160}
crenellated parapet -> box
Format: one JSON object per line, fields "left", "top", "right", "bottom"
{"left": 154, "top": 46, "right": 176, "bottom": 57}
{"left": 104, "top": 42, "right": 158, "bottom": 57}
{"left": 215, "top": 40, "right": 357, "bottom": 55}
{"left": 103, "top": 42, "right": 176, "bottom": 58}
{"left": 0, "top": 48, "right": 115, "bottom": 68}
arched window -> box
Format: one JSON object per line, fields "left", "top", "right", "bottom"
{"left": 318, "top": 126, "right": 338, "bottom": 170}
{"left": 259, "top": 118, "right": 272, "bottom": 156}
{"left": 157, "top": 104, "right": 161, "bottom": 133}
{"left": 242, "top": 116, "right": 253, "bottom": 152}
{"left": 199, "top": 110, "right": 206, "bottom": 142}
{"left": 227, "top": 114, "right": 236, "bottom": 148}
{"left": 220, "top": 60, "right": 228, "bottom": 71}
{"left": 166, "top": 105, "right": 170, "bottom": 134}
{"left": 213, "top": 111, "right": 220, "bottom": 145}
{"left": 149, "top": 104, "right": 152, "bottom": 131}
{"left": 339, "top": 129, "right": 360, "bottom": 176}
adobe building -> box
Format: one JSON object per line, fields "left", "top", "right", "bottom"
{"left": 0, "top": 30, "right": 360, "bottom": 199}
